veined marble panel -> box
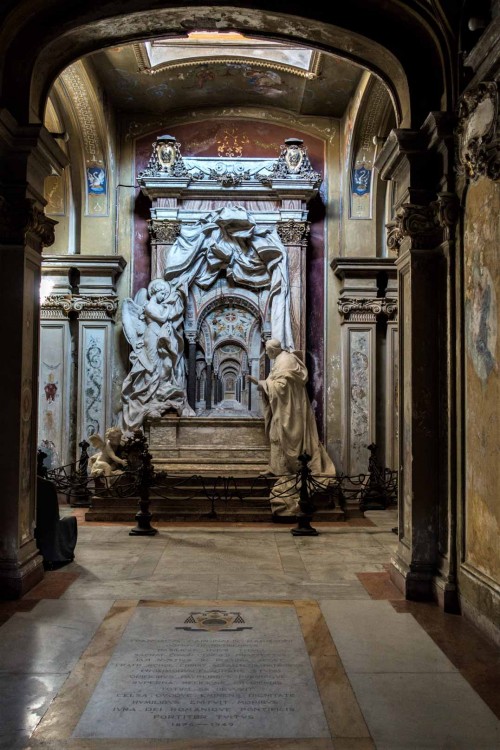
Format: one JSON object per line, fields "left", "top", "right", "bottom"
{"left": 343, "top": 326, "right": 375, "bottom": 475}
{"left": 77, "top": 322, "right": 112, "bottom": 442}
{"left": 38, "top": 321, "right": 71, "bottom": 467}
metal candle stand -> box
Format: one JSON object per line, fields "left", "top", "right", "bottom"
{"left": 124, "top": 432, "right": 158, "bottom": 536}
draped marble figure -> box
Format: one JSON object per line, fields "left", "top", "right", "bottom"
{"left": 248, "top": 339, "right": 335, "bottom": 516}
{"left": 121, "top": 279, "right": 194, "bottom": 431}
{"left": 163, "top": 205, "right": 295, "bottom": 351}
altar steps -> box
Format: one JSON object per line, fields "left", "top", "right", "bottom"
{"left": 84, "top": 473, "right": 350, "bottom": 523}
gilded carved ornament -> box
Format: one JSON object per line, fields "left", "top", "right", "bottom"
{"left": 276, "top": 219, "right": 310, "bottom": 245}
{"left": 0, "top": 196, "right": 57, "bottom": 247}
{"left": 139, "top": 135, "right": 190, "bottom": 178}
{"left": 264, "top": 138, "right": 322, "bottom": 186}
{"left": 456, "top": 81, "right": 500, "bottom": 182}
{"left": 148, "top": 220, "right": 181, "bottom": 243}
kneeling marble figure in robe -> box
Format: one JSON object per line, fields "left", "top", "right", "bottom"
{"left": 248, "top": 339, "right": 336, "bottom": 516}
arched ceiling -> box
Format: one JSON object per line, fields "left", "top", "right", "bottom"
{"left": 87, "top": 33, "right": 363, "bottom": 118}
{"left": 0, "top": 2, "right": 457, "bottom": 128}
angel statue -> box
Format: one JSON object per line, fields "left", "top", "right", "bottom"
{"left": 88, "top": 427, "right": 127, "bottom": 477}
{"left": 121, "top": 278, "right": 194, "bottom": 431}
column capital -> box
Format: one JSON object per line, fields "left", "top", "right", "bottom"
{"left": 276, "top": 219, "right": 310, "bottom": 246}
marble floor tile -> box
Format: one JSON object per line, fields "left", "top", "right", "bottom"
{"left": 0, "top": 673, "right": 68, "bottom": 750}
{"left": 60, "top": 576, "right": 219, "bottom": 600}
{"left": 348, "top": 672, "right": 500, "bottom": 749}
{"left": 320, "top": 600, "right": 457, "bottom": 674}
{"left": 217, "top": 576, "right": 370, "bottom": 600}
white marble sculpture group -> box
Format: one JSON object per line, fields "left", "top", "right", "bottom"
{"left": 121, "top": 205, "right": 294, "bottom": 431}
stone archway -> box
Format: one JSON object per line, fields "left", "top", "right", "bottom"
{"left": 0, "top": 1, "right": 459, "bottom": 608}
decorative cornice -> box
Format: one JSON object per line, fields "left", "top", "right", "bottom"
{"left": 0, "top": 196, "right": 57, "bottom": 247}
{"left": 148, "top": 219, "right": 181, "bottom": 243}
{"left": 456, "top": 81, "right": 500, "bottom": 182}
{"left": 337, "top": 297, "right": 398, "bottom": 322}
{"left": 276, "top": 219, "right": 310, "bottom": 245}
{"left": 41, "top": 294, "right": 118, "bottom": 320}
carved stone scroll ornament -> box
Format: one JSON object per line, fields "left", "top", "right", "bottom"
{"left": 276, "top": 220, "right": 310, "bottom": 245}
{"left": 456, "top": 81, "right": 500, "bottom": 181}
{"left": 138, "top": 134, "right": 190, "bottom": 179}
{"left": 337, "top": 297, "right": 398, "bottom": 322}
{"left": 41, "top": 294, "right": 118, "bottom": 320}
{"left": 385, "top": 203, "right": 442, "bottom": 254}
{"left": 0, "top": 196, "right": 57, "bottom": 247}
{"left": 148, "top": 219, "right": 181, "bottom": 244}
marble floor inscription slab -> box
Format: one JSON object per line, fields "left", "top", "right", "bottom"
{"left": 73, "top": 604, "right": 330, "bottom": 740}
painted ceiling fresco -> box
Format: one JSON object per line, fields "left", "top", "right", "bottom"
{"left": 89, "top": 38, "right": 362, "bottom": 118}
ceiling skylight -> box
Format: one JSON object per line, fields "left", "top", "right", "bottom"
{"left": 134, "top": 32, "right": 320, "bottom": 79}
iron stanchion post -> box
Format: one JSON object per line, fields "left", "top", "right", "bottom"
{"left": 129, "top": 433, "right": 158, "bottom": 536}
{"left": 291, "top": 453, "right": 319, "bottom": 536}
{"left": 70, "top": 439, "right": 92, "bottom": 508}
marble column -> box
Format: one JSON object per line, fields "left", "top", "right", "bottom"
{"left": 186, "top": 334, "right": 197, "bottom": 411}
{"left": 276, "top": 219, "right": 309, "bottom": 352}
{"left": 205, "top": 361, "right": 212, "bottom": 410}
{"left": 0, "top": 110, "right": 67, "bottom": 598}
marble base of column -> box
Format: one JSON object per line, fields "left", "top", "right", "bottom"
{"left": 0, "top": 543, "right": 44, "bottom": 599}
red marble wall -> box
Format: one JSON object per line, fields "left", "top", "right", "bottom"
{"left": 133, "top": 119, "right": 326, "bottom": 434}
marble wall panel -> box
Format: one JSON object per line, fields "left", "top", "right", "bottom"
{"left": 343, "top": 326, "right": 375, "bottom": 475}
{"left": 77, "top": 322, "right": 112, "bottom": 442}
{"left": 38, "top": 321, "right": 71, "bottom": 467}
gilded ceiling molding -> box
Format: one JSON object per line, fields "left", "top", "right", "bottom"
{"left": 456, "top": 81, "right": 500, "bottom": 182}
{"left": 60, "top": 62, "right": 102, "bottom": 165}
{"left": 136, "top": 55, "right": 319, "bottom": 79}
{"left": 337, "top": 297, "right": 397, "bottom": 322}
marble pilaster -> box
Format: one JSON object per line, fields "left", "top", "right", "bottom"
{"left": 0, "top": 109, "right": 67, "bottom": 598}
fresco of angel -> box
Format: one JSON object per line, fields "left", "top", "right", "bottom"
{"left": 88, "top": 427, "right": 127, "bottom": 477}
{"left": 121, "top": 278, "right": 194, "bottom": 431}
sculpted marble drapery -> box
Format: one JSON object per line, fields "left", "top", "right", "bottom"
{"left": 163, "top": 205, "right": 295, "bottom": 351}
{"left": 249, "top": 339, "right": 335, "bottom": 516}
{"left": 121, "top": 279, "right": 194, "bottom": 431}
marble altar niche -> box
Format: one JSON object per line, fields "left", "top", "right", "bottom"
{"left": 121, "top": 135, "right": 322, "bottom": 471}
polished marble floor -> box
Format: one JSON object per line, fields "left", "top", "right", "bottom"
{"left": 0, "top": 509, "right": 499, "bottom": 749}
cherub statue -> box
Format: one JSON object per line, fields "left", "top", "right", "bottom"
{"left": 88, "top": 427, "right": 127, "bottom": 477}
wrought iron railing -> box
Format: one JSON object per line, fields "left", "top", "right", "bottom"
{"left": 38, "top": 437, "right": 397, "bottom": 537}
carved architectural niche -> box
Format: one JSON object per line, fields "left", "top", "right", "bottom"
{"left": 148, "top": 219, "right": 181, "bottom": 244}
{"left": 337, "top": 297, "right": 398, "bottom": 323}
{"left": 0, "top": 195, "right": 58, "bottom": 247}
{"left": 276, "top": 219, "right": 310, "bottom": 245}
{"left": 456, "top": 81, "right": 500, "bottom": 182}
